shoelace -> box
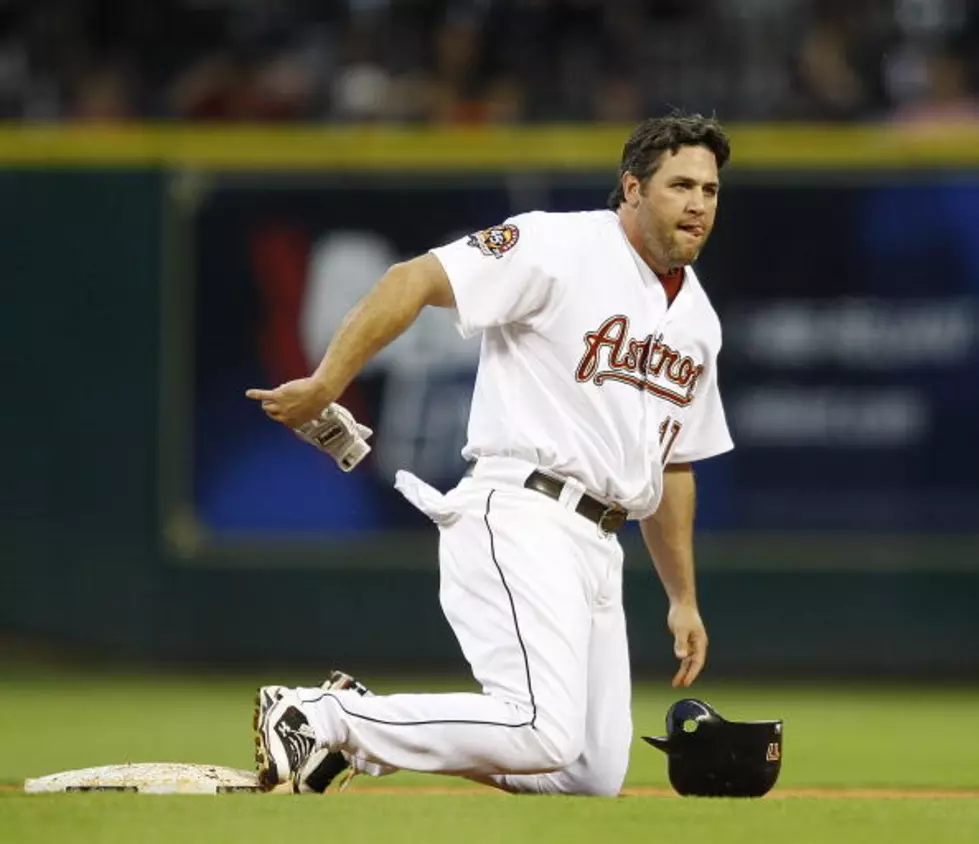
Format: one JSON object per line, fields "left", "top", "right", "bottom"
{"left": 336, "top": 766, "right": 358, "bottom": 793}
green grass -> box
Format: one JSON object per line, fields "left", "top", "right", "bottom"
{"left": 3, "top": 794, "right": 979, "bottom": 844}
{"left": 1, "top": 669, "right": 978, "bottom": 843}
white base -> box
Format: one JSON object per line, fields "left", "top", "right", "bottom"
{"left": 24, "top": 763, "right": 263, "bottom": 794}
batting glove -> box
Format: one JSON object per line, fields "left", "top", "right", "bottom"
{"left": 294, "top": 402, "right": 373, "bottom": 472}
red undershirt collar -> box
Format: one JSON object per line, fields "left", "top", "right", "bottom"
{"left": 656, "top": 267, "right": 684, "bottom": 305}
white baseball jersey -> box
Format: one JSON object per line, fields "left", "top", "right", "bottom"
{"left": 430, "top": 209, "right": 733, "bottom": 518}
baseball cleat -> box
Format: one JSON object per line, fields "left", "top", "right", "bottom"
{"left": 253, "top": 684, "right": 290, "bottom": 788}
{"left": 254, "top": 686, "right": 317, "bottom": 791}
{"left": 292, "top": 670, "right": 372, "bottom": 794}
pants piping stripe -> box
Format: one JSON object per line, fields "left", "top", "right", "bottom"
{"left": 305, "top": 489, "right": 538, "bottom": 730}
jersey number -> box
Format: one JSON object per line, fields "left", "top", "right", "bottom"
{"left": 659, "top": 417, "right": 682, "bottom": 465}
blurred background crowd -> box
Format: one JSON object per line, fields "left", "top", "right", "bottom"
{"left": 0, "top": 0, "right": 976, "bottom": 124}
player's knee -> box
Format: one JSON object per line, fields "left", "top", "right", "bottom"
{"left": 558, "top": 731, "right": 631, "bottom": 796}
{"left": 531, "top": 720, "right": 585, "bottom": 771}
{"left": 569, "top": 758, "right": 628, "bottom": 797}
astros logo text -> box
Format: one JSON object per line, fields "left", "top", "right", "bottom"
{"left": 575, "top": 315, "right": 704, "bottom": 407}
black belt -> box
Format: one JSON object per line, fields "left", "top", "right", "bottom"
{"left": 463, "top": 461, "right": 627, "bottom": 534}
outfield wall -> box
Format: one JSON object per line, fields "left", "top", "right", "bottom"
{"left": 2, "top": 126, "right": 978, "bottom": 677}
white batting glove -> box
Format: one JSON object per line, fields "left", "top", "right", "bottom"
{"left": 294, "top": 402, "right": 373, "bottom": 472}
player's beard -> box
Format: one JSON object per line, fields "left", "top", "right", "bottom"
{"left": 637, "top": 208, "right": 711, "bottom": 270}
{"left": 665, "top": 227, "right": 709, "bottom": 267}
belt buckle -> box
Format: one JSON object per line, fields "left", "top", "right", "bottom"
{"left": 597, "top": 504, "right": 626, "bottom": 535}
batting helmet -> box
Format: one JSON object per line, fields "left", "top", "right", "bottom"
{"left": 643, "top": 698, "right": 783, "bottom": 797}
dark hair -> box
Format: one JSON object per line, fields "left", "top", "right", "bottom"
{"left": 607, "top": 112, "right": 731, "bottom": 209}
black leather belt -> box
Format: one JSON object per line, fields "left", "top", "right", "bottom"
{"left": 463, "top": 461, "right": 627, "bottom": 534}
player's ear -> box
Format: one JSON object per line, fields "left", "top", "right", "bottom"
{"left": 623, "top": 172, "right": 642, "bottom": 208}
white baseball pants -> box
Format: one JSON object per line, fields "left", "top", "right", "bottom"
{"left": 297, "top": 456, "right": 633, "bottom": 796}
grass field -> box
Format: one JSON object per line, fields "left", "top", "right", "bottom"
{"left": 1, "top": 668, "right": 977, "bottom": 843}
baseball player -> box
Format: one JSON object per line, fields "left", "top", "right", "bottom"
{"left": 245, "top": 113, "right": 733, "bottom": 797}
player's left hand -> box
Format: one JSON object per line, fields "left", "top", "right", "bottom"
{"left": 667, "top": 602, "right": 708, "bottom": 688}
{"left": 245, "top": 377, "right": 333, "bottom": 428}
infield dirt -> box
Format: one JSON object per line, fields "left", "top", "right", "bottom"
{"left": 5, "top": 783, "right": 979, "bottom": 799}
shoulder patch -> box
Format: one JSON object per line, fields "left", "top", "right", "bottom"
{"left": 466, "top": 223, "right": 519, "bottom": 259}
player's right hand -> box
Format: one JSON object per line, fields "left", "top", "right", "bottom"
{"left": 245, "top": 377, "right": 334, "bottom": 428}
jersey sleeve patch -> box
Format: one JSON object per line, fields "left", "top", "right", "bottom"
{"left": 466, "top": 223, "right": 520, "bottom": 259}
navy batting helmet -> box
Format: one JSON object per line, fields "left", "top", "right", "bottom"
{"left": 643, "top": 698, "right": 783, "bottom": 797}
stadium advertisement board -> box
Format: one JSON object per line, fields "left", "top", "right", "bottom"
{"left": 177, "top": 173, "right": 979, "bottom": 548}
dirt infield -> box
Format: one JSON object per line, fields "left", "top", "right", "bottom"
{"left": 4, "top": 782, "right": 978, "bottom": 798}
{"left": 344, "top": 786, "right": 979, "bottom": 799}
